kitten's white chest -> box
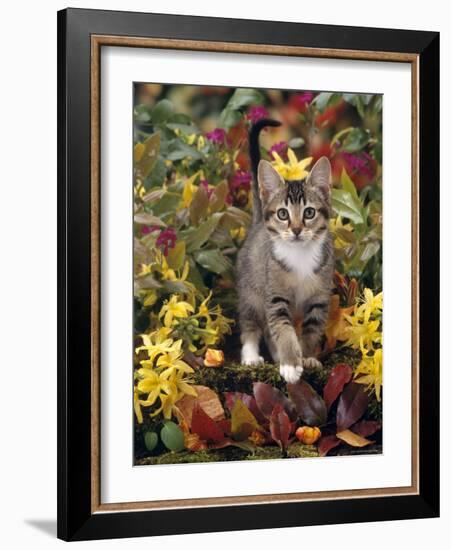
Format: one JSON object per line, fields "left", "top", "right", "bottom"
{"left": 272, "top": 238, "right": 324, "bottom": 305}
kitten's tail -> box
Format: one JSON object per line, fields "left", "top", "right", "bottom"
{"left": 249, "top": 118, "right": 282, "bottom": 223}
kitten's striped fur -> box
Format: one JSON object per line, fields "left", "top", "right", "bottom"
{"left": 237, "top": 119, "right": 334, "bottom": 383}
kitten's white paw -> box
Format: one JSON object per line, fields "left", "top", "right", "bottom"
{"left": 303, "top": 357, "right": 322, "bottom": 369}
{"left": 242, "top": 353, "right": 264, "bottom": 366}
{"left": 280, "top": 364, "right": 304, "bottom": 384}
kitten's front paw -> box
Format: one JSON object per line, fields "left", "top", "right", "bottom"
{"left": 241, "top": 352, "right": 264, "bottom": 366}
{"left": 303, "top": 357, "right": 322, "bottom": 369}
{"left": 280, "top": 364, "right": 304, "bottom": 384}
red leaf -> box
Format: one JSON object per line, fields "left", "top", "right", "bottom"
{"left": 318, "top": 435, "right": 341, "bottom": 457}
{"left": 352, "top": 420, "right": 381, "bottom": 437}
{"left": 323, "top": 364, "right": 352, "bottom": 410}
{"left": 253, "top": 382, "right": 298, "bottom": 421}
{"left": 269, "top": 405, "right": 292, "bottom": 452}
{"left": 336, "top": 382, "right": 370, "bottom": 432}
{"left": 287, "top": 380, "right": 327, "bottom": 426}
{"left": 190, "top": 404, "right": 225, "bottom": 443}
{"left": 224, "top": 391, "right": 267, "bottom": 425}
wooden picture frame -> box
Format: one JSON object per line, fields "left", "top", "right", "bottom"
{"left": 57, "top": 8, "right": 439, "bottom": 541}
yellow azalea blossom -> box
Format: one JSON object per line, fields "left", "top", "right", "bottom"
{"left": 159, "top": 295, "right": 194, "bottom": 327}
{"left": 137, "top": 263, "right": 153, "bottom": 277}
{"left": 329, "top": 216, "right": 354, "bottom": 250}
{"left": 271, "top": 149, "right": 313, "bottom": 181}
{"left": 356, "top": 289, "right": 383, "bottom": 323}
{"left": 142, "top": 289, "right": 158, "bottom": 307}
{"left": 180, "top": 172, "right": 200, "bottom": 209}
{"left": 156, "top": 347, "right": 194, "bottom": 375}
{"left": 133, "top": 388, "right": 144, "bottom": 424}
{"left": 186, "top": 133, "right": 197, "bottom": 145}
{"left": 136, "top": 369, "right": 174, "bottom": 407}
{"left": 197, "top": 135, "right": 206, "bottom": 150}
{"left": 354, "top": 346, "right": 383, "bottom": 401}
{"left": 343, "top": 314, "right": 380, "bottom": 351}
{"left": 136, "top": 327, "right": 175, "bottom": 365}
{"left": 198, "top": 291, "right": 213, "bottom": 319}
{"left": 160, "top": 369, "right": 198, "bottom": 398}
{"left": 150, "top": 391, "right": 179, "bottom": 420}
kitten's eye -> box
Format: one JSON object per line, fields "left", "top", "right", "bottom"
{"left": 277, "top": 208, "right": 289, "bottom": 221}
{"left": 304, "top": 207, "right": 316, "bottom": 220}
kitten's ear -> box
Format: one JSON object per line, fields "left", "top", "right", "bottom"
{"left": 258, "top": 160, "right": 285, "bottom": 202}
{"left": 308, "top": 156, "right": 331, "bottom": 199}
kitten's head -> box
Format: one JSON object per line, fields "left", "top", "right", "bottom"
{"left": 257, "top": 156, "right": 331, "bottom": 244}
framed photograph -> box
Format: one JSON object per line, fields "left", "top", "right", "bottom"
{"left": 57, "top": 8, "right": 439, "bottom": 541}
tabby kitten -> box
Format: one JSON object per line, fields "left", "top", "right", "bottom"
{"left": 236, "top": 119, "right": 334, "bottom": 384}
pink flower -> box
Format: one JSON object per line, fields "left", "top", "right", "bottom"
{"left": 205, "top": 128, "right": 228, "bottom": 145}
{"left": 290, "top": 92, "right": 314, "bottom": 113}
{"left": 340, "top": 152, "right": 375, "bottom": 179}
{"left": 200, "top": 179, "right": 214, "bottom": 199}
{"left": 246, "top": 105, "right": 270, "bottom": 123}
{"left": 141, "top": 225, "right": 160, "bottom": 235}
{"left": 230, "top": 170, "right": 252, "bottom": 192}
{"left": 156, "top": 227, "right": 177, "bottom": 256}
{"left": 269, "top": 141, "right": 288, "bottom": 160}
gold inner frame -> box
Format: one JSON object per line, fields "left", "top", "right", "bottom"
{"left": 90, "top": 35, "right": 419, "bottom": 514}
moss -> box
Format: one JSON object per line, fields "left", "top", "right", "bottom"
{"left": 136, "top": 441, "right": 318, "bottom": 466}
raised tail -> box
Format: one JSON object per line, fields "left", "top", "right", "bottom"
{"left": 249, "top": 118, "right": 282, "bottom": 223}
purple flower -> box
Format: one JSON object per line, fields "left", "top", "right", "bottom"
{"left": 205, "top": 128, "right": 228, "bottom": 145}
{"left": 141, "top": 225, "right": 160, "bottom": 235}
{"left": 269, "top": 141, "right": 288, "bottom": 159}
{"left": 156, "top": 227, "right": 177, "bottom": 256}
{"left": 246, "top": 105, "right": 270, "bottom": 123}
{"left": 341, "top": 152, "right": 375, "bottom": 178}
{"left": 230, "top": 170, "right": 252, "bottom": 192}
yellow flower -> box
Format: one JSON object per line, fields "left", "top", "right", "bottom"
{"left": 198, "top": 291, "right": 213, "bottom": 319}
{"left": 150, "top": 391, "right": 178, "bottom": 420}
{"left": 159, "top": 295, "right": 194, "bottom": 327}
{"left": 134, "top": 388, "right": 144, "bottom": 424}
{"left": 271, "top": 149, "right": 313, "bottom": 180}
{"left": 180, "top": 172, "right": 200, "bottom": 209}
{"left": 136, "top": 369, "right": 174, "bottom": 407}
{"left": 330, "top": 216, "right": 354, "bottom": 250}
{"left": 354, "top": 347, "right": 382, "bottom": 401}
{"left": 142, "top": 289, "right": 158, "bottom": 307}
{"left": 136, "top": 327, "right": 174, "bottom": 365}
{"left": 160, "top": 369, "right": 198, "bottom": 398}
{"left": 197, "top": 135, "right": 206, "bottom": 150}
{"left": 356, "top": 289, "right": 383, "bottom": 323}
{"left": 156, "top": 346, "right": 194, "bottom": 375}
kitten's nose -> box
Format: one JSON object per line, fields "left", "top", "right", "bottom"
{"left": 292, "top": 227, "right": 302, "bottom": 236}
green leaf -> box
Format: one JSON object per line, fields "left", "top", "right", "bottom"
{"left": 340, "top": 169, "right": 359, "bottom": 202}
{"left": 134, "top": 212, "right": 166, "bottom": 227}
{"left": 189, "top": 185, "right": 209, "bottom": 225}
{"left": 288, "top": 137, "right": 305, "bottom": 149}
{"left": 144, "top": 431, "right": 159, "bottom": 452}
{"left": 160, "top": 421, "right": 185, "bottom": 452}
{"left": 166, "top": 122, "right": 200, "bottom": 135}
{"left": 134, "top": 104, "right": 152, "bottom": 123}
{"left": 144, "top": 156, "right": 167, "bottom": 189}
{"left": 331, "top": 189, "right": 365, "bottom": 225}
{"left": 184, "top": 213, "right": 223, "bottom": 252}
{"left": 314, "top": 92, "right": 334, "bottom": 111}
{"left": 209, "top": 180, "right": 229, "bottom": 213}
{"left": 231, "top": 399, "right": 259, "bottom": 441}
{"left": 226, "top": 88, "right": 264, "bottom": 110}
{"left": 194, "top": 248, "right": 232, "bottom": 274}
{"left": 360, "top": 241, "right": 380, "bottom": 262}
{"left": 218, "top": 108, "right": 242, "bottom": 130}
{"left": 151, "top": 191, "right": 181, "bottom": 218}
{"left": 166, "top": 240, "right": 186, "bottom": 270}
{"left": 151, "top": 99, "right": 174, "bottom": 124}
{"left": 220, "top": 207, "right": 251, "bottom": 230}
{"left": 342, "top": 128, "right": 369, "bottom": 153}
{"left": 135, "top": 133, "right": 160, "bottom": 180}
{"left": 167, "top": 140, "right": 202, "bottom": 161}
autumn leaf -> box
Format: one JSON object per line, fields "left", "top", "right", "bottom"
{"left": 175, "top": 385, "right": 224, "bottom": 428}
{"left": 190, "top": 404, "right": 225, "bottom": 443}
{"left": 231, "top": 399, "right": 259, "bottom": 441}
{"left": 253, "top": 382, "right": 298, "bottom": 421}
{"left": 336, "top": 382, "right": 370, "bottom": 432}
{"left": 269, "top": 404, "right": 292, "bottom": 453}
{"left": 325, "top": 294, "right": 354, "bottom": 350}
{"left": 323, "top": 363, "right": 353, "bottom": 410}
{"left": 352, "top": 419, "right": 381, "bottom": 437}
{"left": 224, "top": 391, "right": 267, "bottom": 425}
{"left": 318, "top": 435, "right": 341, "bottom": 457}
{"left": 287, "top": 380, "right": 327, "bottom": 426}
{"left": 336, "top": 429, "right": 374, "bottom": 447}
